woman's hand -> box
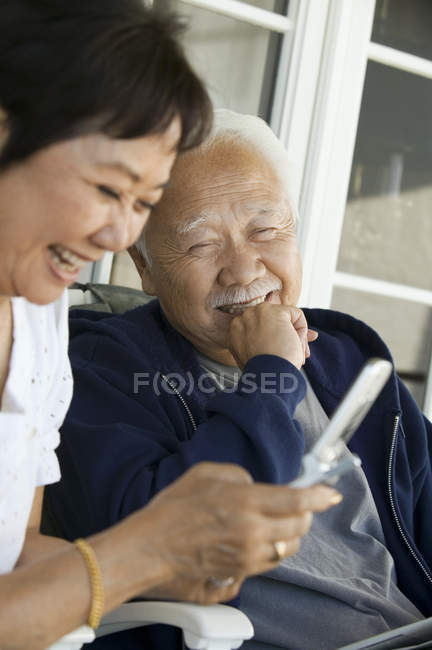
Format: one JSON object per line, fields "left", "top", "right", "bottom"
{"left": 0, "top": 464, "right": 340, "bottom": 649}
{"left": 132, "top": 462, "right": 341, "bottom": 604}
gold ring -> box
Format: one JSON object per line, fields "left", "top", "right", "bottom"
{"left": 273, "top": 540, "right": 288, "bottom": 562}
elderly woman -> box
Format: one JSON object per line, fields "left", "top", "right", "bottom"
{"left": 0, "top": 3, "right": 339, "bottom": 648}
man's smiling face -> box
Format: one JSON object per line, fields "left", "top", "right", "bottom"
{"left": 139, "top": 139, "right": 302, "bottom": 365}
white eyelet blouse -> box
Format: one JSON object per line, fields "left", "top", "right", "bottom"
{"left": 0, "top": 291, "right": 72, "bottom": 573}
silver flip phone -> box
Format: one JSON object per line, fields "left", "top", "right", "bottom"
{"left": 290, "top": 358, "right": 392, "bottom": 488}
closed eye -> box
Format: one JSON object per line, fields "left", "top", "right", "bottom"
{"left": 190, "top": 241, "right": 215, "bottom": 249}
{"left": 136, "top": 199, "right": 156, "bottom": 212}
{"left": 97, "top": 185, "right": 121, "bottom": 200}
{"left": 188, "top": 242, "right": 218, "bottom": 255}
{"left": 97, "top": 185, "right": 155, "bottom": 213}
{"left": 251, "top": 227, "right": 277, "bottom": 238}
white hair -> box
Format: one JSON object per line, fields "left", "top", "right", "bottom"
{"left": 134, "top": 108, "right": 299, "bottom": 263}
{"left": 205, "top": 108, "right": 299, "bottom": 221}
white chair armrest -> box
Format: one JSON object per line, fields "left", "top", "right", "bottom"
{"left": 46, "top": 601, "right": 253, "bottom": 650}
{"left": 46, "top": 625, "right": 95, "bottom": 650}
{"left": 98, "top": 601, "right": 254, "bottom": 650}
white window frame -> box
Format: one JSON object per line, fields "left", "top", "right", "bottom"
{"left": 368, "top": 42, "right": 432, "bottom": 79}
{"left": 178, "top": 0, "right": 293, "bottom": 32}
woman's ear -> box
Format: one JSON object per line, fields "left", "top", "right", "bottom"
{"left": 128, "top": 245, "right": 157, "bottom": 296}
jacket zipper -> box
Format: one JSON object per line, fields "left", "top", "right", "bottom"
{"left": 161, "top": 375, "right": 197, "bottom": 650}
{"left": 161, "top": 373, "right": 198, "bottom": 432}
{"left": 387, "top": 414, "right": 432, "bottom": 585}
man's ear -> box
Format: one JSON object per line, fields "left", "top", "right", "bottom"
{"left": 128, "top": 245, "right": 157, "bottom": 296}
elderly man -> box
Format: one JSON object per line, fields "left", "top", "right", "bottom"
{"left": 48, "top": 110, "right": 432, "bottom": 649}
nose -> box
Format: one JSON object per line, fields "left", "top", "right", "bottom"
{"left": 217, "top": 244, "right": 266, "bottom": 287}
{"left": 90, "top": 210, "right": 145, "bottom": 253}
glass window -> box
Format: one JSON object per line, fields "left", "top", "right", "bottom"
{"left": 332, "top": 288, "right": 432, "bottom": 408}
{"left": 372, "top": 0, "right": 432, "bottom": 61}
{"left": 337, "top": 61, "right": 432, "bottom": 291}
{"left": 77, "top": 264, "right": 93, "bottom": 284}
{"left": 110, "top": 250, "right": 142, "bottom": 291}
{"left": 232, "top": 0, "right": 285, "bottom": 9}
{"left": 154, "top": 0, "right": 285, "bottom": 116}
{"left": 111, "top": 0, "right": 287, "bottom": 288}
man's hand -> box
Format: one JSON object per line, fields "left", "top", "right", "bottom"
{"left": 228, "top": 303, "right": 318, "bottom": 370}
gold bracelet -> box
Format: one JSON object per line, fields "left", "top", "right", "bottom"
{"left": 74, "top": 538, "right": 104, "bottom": 630}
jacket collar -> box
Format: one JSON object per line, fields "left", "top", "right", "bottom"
{"left": 303, "top": 307, "right": 401, "bottom": 417}
{"left": 70, "top": 300, "right": 402, "bottom": 417}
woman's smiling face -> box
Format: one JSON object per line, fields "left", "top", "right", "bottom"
{"left": 0, "top": 117, "right": 180, "bottom": 304}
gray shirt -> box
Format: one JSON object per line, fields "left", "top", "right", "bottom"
{"left": 198, "top": 354, "right": 423, "bottom": 649}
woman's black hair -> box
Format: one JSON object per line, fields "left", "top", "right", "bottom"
{"left": 0, "top": 0, "right": 212, "bottom": 169}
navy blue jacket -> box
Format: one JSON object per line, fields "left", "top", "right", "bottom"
{"left": 48, "top": 301, "right": 432, "bottom": 647}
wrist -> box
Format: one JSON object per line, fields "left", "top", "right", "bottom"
{"left": 241, "top": 354, "right": 306, "bottom": 411}
{"left": 89, "top": 510, "right": 174, "bottom": 609}
{"left": 125, "top": 508, "right": 176, "bottom": 589}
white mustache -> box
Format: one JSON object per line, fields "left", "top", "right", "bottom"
{"left": 208, "top": 279, "right": 282, "bottom": 309}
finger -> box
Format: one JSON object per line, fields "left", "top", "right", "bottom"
{"left": 203, "top": 577, "right": 243, "bottom": 604}
{"left": 289, "top": 307, "right": 308, "bottom": 333}
{"left": 242, "top": 537, "right": 303, "bottom": 576}
{"left": 288, "top": 486, "right": 343, "bottom": 512}
{"left": 190, "top": 461, "right": 253, "bottom": 485}
{"left": 266, "top": 537, "right": 303, "bottom": 564}
{"left": 266, "top": 511, "right": 314, "bottom": 542}
{"left": 289, "top": 308, "right": 309, "bottom": 364}
{"left": 306, "top": 329, "right": 318, "bottom": 358}
{"left": 307, "top": 329, "right": 319, "bottom": 342}
{"left": 296, "top": 325, "right": 307, "bottom": 364}
{"left": 253, "top": 484, "right": 342, "bottom": 516}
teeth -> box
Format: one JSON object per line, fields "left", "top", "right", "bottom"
{"left": 221, "top": 295, "right": 267, "bottom": 314}
{"left": 49, "top": 245, "right": 88, "bottom": 272}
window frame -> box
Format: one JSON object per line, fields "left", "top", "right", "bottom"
{"left": 178, "top": 0, "right": 293, "bottom": 32}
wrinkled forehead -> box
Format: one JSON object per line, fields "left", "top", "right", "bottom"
{"left": 179, "top": 139, "right": 281, "bottom": 187}
{"left": 150, "top": 139, "right": 288, "bottom": 235}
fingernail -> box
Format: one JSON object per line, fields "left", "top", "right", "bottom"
{"left": 329, "top": 493, "right": 343, "bottom": 505}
